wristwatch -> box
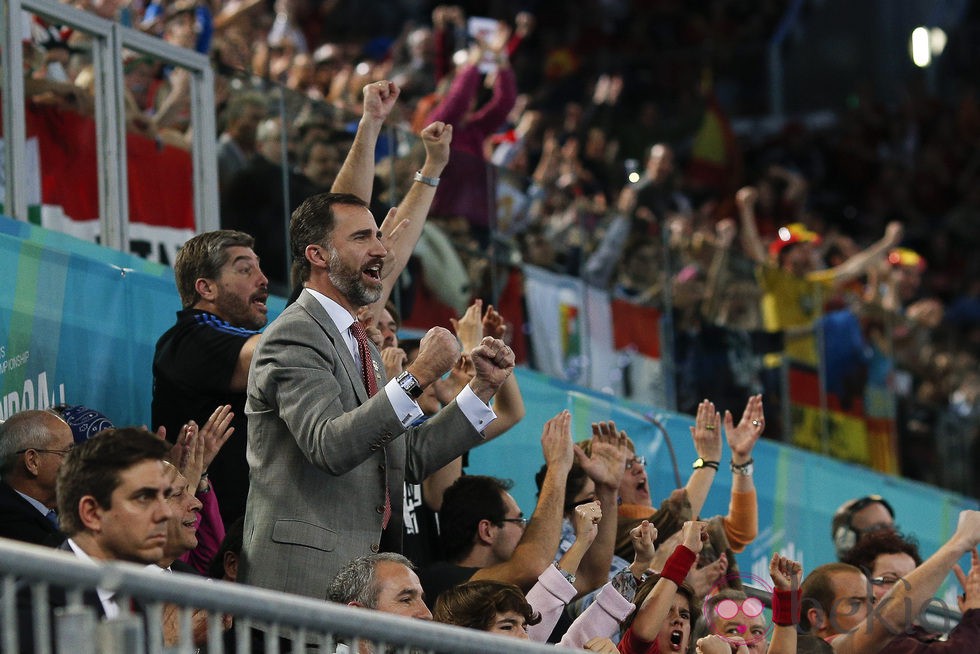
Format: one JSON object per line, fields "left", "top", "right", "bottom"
{"left": 692, "top": 457, "right": 720, "bottom": 471}
{"left": 396, "top": 370, "right": 424, "bottom": 399}
{"left": 730, "top": 458, "right": 754, "bottom": 476}
{"left": 413, "top": 170, "right": 440, "bottom": 187}
{"left": 553, "top": 562, "right": 576, "bottom": 585}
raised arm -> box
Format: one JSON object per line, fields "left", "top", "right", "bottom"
{"left": 525, "top": 500, "right": 599, "bottom": 642}
{"left": 735, "top": 186, "right": 768, "bottom": 266}
{"left": 834, "top": 510, "right": 980, "bottom": 654}
{"left": 555, "top": 500, "right": 602, "bottom": 585}
{"left": 465, "top": 25, "right": 517, "bottom": 136}
{"left": 823, "top": 221, "right": 903, "bottom": 287}
{"left": 364, "top": 120, "right": 454, "bottom": 323}
{"left": 766, "top": 553, "right": 803, "bottom": 654}
{"left": 573, "top": 422, "right": 630, "bottom": 594}
{"left": 684, "top": 399, "right": 723, "bottom": 519}
{"left": 421, "top": 302, "right": 525, "bottom": 511}
{"left": 720, "top": 394, "right": 763, "bottom": 552}
{"left": 472, "top": 411, "right": 574, "bottom": 590}
{"left": 330, "top": 80, "right": 400, "bottom": 201}
{"left": 628, "top": 521, "right": 706, "bottom": 641}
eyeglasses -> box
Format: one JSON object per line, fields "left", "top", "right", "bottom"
{"left": 625, "top": 456, "right": 646, "bottom": 470}
{"left": 500, "top": 517, "right": 527, "bottom": 528}
{"left": 869, "top": 575, "right": 901, "bottom": 587}
{"left": 14, "top": 447, "right": 73, "bottom": 458}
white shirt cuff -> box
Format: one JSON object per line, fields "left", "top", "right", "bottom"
{"left": 455, "top": 384, "right": 497, "bottom": 437}
{"left": 383, "top": 378, "right": 424, "bottom": 428}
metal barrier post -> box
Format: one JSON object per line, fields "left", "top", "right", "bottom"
{"left": 54, "top": 605, "right": 98, "bottom": 654}
{"left": 1, "top": 0, "right": 29, "bottom": 221}
{"left": 98, "top": 615, "right": 146, "bottom": 654}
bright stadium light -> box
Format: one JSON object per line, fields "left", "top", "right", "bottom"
{"left": 930, "top": 27, "right": 947, "bottom": 55}
{"left": 910, "top": 26, "right": 931, "bottom": 68}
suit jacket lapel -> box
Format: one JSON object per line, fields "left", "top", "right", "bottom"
{"left": 297, "top": 292, "right": 368, "bottom": 403}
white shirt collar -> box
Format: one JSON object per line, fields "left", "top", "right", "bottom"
{"left": 14, "top": 489, "right": 49, "bottom": 516}
{"left": 304, "top": 288, "right": 361, "bottom": 361}
{"left": 66, "top": 538, "right": 120, "bottom": 618}
{"left": 304, "top": 287, "right": 355, "bottom": 333}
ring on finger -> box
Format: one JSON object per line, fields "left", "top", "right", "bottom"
{"left": 752, "top": 420, "right": 761, "bottom": 427}
{"left": 704, "top": 424, "right": 715, "bottom": 430}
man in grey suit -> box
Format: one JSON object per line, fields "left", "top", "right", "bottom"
{"left": 240, "top": 85, "right": 516, "bottom": 600}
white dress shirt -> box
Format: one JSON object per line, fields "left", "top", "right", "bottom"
{"left": 304, "top": 288, "right": 497, "bottom": 432}
{"left": 65, "top": 539, "right": 120, "bottom": 618}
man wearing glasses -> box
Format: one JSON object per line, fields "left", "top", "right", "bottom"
{"left": 0, "top": 409, "right": 74, "bottom": 546}
{"left": 420, "top": 411, "right": 576, "bottom": 608}
{"left": 841, "top": 528, "right": 980, "bottom": 652}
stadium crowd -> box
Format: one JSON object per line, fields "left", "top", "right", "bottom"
{"left": 6, "top": 1, "right": 980, "bottom": 651}
{"left": 21, "top": 0, "right": 980, "bottom": 495}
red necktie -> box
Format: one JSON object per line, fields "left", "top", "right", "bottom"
{"left": 350, "top": 320, "right": 390, "bottom": 528}
{"left": 350, "top": 320, "right": 379, "bottom": 397}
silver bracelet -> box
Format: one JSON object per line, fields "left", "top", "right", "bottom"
{"left": 730, "top": 458, "right": 754, "bottom": 476}
{"left": 413, "top": 170, "right": 440, "bottom": 187}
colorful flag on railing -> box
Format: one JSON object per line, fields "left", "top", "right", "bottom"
{"left": 7, "top": 104, "right": 195, "bottom": 266}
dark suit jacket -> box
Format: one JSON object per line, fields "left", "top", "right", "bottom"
{"left": 240, "top": 291, "right": 485, "bottom": 598}
{"left": 0, "top": 481, "right": 63, "bottom": 547}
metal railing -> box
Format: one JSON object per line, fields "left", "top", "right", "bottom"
{"left": 1, "top": 0, "right": 218, "bottom": 249}
{"left": 0, "top": 538, "right": 558, "bottom": 654}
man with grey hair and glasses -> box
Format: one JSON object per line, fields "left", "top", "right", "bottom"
{"left": 0, "top": 409, "right": 74, "bottom": 546}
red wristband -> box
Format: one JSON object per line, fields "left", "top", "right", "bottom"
{"left": 772, "top": 588, "right": 801, "bottom": 626}
{"left": 660, "top": 545, "right": 697, "bottom": 586}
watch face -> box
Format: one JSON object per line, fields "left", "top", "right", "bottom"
{"left": 398, "top": 371, "right": 422, "bottom": 398}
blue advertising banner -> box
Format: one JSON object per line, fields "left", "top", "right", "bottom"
{"left": 3, "top": 215, "right": 975, "bottom": 607}
{"left": 0, "top": 215, "right": 285, "bottom": 427}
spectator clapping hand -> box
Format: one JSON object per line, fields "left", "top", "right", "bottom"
{"left": 541, "top": 410, "right": 575, "bottom": 476}
{"left": 724, "top": 394, "right": 764, "bottom": 466}
{"left": 577, "top": 421, "right": 630, "bottom": 492}
{"left": 690, "top": 399, "right": 723, "bottom": 465}
{"left": 451, "top": 298, "right": 484, "bottom": 351}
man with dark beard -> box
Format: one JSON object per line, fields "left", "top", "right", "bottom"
{"left": 152, "top": 228, "right": 269, "bottom": 526}
{"left": 239, "top": 183, "right": 518, "bottom": 598}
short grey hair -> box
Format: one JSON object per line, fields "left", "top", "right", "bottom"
{"left": 327, "top": 553, "right": 416, "bottom": 607}
{"left": 0, "top": 410, "right": 63, "bottom": 475}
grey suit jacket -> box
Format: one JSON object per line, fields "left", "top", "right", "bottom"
{"left": 239, "top": 291, "right": 482, "bottom": 598}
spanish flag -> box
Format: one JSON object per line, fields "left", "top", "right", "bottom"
{"left": 687, "top": 76, "right": 741, "bottom": 193}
